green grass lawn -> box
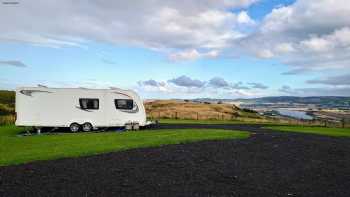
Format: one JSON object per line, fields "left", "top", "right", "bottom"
{"left": 0, "top": 125, "right": 249, "bottom": 166}
{"left": 266, "top": 126, "right": 350, "bottom": 137}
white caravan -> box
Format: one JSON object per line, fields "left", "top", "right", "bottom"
{"left": 15, "top": 86, "right": 148, "bottom": 132}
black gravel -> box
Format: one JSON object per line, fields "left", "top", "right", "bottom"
{"left": 1, "top": 124, "right": 350, "bottom": 197}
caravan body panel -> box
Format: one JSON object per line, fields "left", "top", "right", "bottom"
{"left": 15, "top": 87, "right": 146, "bottom": 127}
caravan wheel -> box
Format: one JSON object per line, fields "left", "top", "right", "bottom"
{"left": 69, "top": 123, "right": 80, "bottom": 133}
{"left": 82, "top": 122, "right": 93, "bottom": 132}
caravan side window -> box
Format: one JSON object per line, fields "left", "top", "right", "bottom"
{"left": 79, "top": 98, "right": 99, "bottom": 110}
{"left": 115, "top": 99, "right": 133, "bottom": 110}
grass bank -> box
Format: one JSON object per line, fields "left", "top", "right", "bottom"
{"left": 0, "top": 125, "right": 249, "bottom": 166}
{"left": 266, "top": 126, "right": 350, "bottom": 137}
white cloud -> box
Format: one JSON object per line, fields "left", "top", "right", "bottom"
{"left": 300, "top": 36, "right": 333, "bottom": 52}
{"left": 169, "top": 49, "right": 201, "bottom": 61}
{"left": 300, "top": 27, "right": 350, "bottom": 52}
{"left": 223, "top": 0, "right": 259, "bottom": 8}
{"left": 206, "top": 50, "right": 220, "bottom": 58}
{"left": 0, "top": 0, "right": 256, "bottom": 53}
{"left": 260, "top": 0, "right": 350, "bottom": 36}
{"left": 256, "top": 49, "right": 274, "bottom": 59}
{"left": 237, "top": 11, "right": 255, "bottom": 25}
{"left": 274, "top": 43, "right": 295, "bottom": 54}
{"left": 2, "top": 0, "right": 349, "bottom": 71}
{"left": 169, "top": 49, "right": 219, "bottom": 61}
{"left": 240, "top": 0, "right": 350, "bottom": 72}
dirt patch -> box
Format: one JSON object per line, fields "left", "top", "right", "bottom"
{"left": 1, "top": 124, "right": 350, "bottom": 197}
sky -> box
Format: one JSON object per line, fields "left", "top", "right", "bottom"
{"left": 1, "top": 0, "right": 350, "bottom": 99}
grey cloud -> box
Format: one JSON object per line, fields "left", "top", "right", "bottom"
{"left": 208, "top": 77, "right": 253, "bottom": 90}
{"left": 281, "top": 68, "right": 311, "bottom": 75}
{"left": 0, "top": 60, "right": 27, "bottom": 67}
{"left": 138, "top": 79, "right": 165, "bottom": 87}
{"left": 168, "top": 75, "right": 206, "bottom": 88}
{"left": 140, "top": 76, "right": 263, "bottom": 91}
{"left": 248, "top": 82, "right": 268, "bottom": 89}
{"left": 208, "top": 77, "right": 230, "bottom": 88}
{"left": 231, "top": 82, "right": 250, "bottom": 90}
{"left": 278, "top": 85, "right": 297, "bottom": 94}
{"left": 307, "top": 74, "right": 350, "bottom": 86}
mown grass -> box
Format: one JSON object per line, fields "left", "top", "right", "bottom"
{"left": 0, "top": 125, "right": 249, "bottom": 166}
{"left": 266, "top": 126, "right": 350, "bottom": 137}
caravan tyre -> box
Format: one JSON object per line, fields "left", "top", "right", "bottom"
{"left": 69, "top": 123, "right": 80, "bottom": 133}
{"left": 82, "top": 122, "right": 93, "bottom": 132}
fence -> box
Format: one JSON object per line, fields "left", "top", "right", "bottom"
{"left": 319, "top": 118, "right": 350, "bottom": 128}
{"left": 147, "top": 111, "right": 241, "bottom": 121}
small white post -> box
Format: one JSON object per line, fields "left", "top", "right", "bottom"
{"left": 37, "top": 128, "right": 41, "bottom": 135}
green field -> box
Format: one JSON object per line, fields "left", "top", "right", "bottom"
{"left": 266, "top": 126, "right": 350, "bottom": 137}
{"left": 0, "top": 125, "right": 249, "bottom": 166}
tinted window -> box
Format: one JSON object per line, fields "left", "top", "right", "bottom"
{"left": 79, "top": 98, "right": 99, "bottom": 110}
{"left": 115, "top": 99, "right": 133, "bottom": 110}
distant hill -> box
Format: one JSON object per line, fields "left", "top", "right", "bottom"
{"left": 234, "top": 96, "right": 350, "bottom": 106}
{"left": 193, "top": 96, "right": 350, "bottom": 107}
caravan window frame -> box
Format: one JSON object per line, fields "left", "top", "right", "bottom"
{"left": 114, "top": 99, "right": 134, "bottom": 110}
{"left": 79, "top": 98, "right": 99, "bottom": 110}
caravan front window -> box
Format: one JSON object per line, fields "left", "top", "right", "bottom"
{"left": 115, "top": 99, "right": 133, "bottom": 110}
{"left": 79, "top": 98, "right": 99, "bottom": 110}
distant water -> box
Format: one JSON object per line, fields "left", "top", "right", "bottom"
{"left": 276, "top": 109, "right": 314, "bottom": 120}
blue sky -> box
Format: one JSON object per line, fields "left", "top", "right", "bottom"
{"left": 1, "top": 0, "right": 350, "bottom": 98}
